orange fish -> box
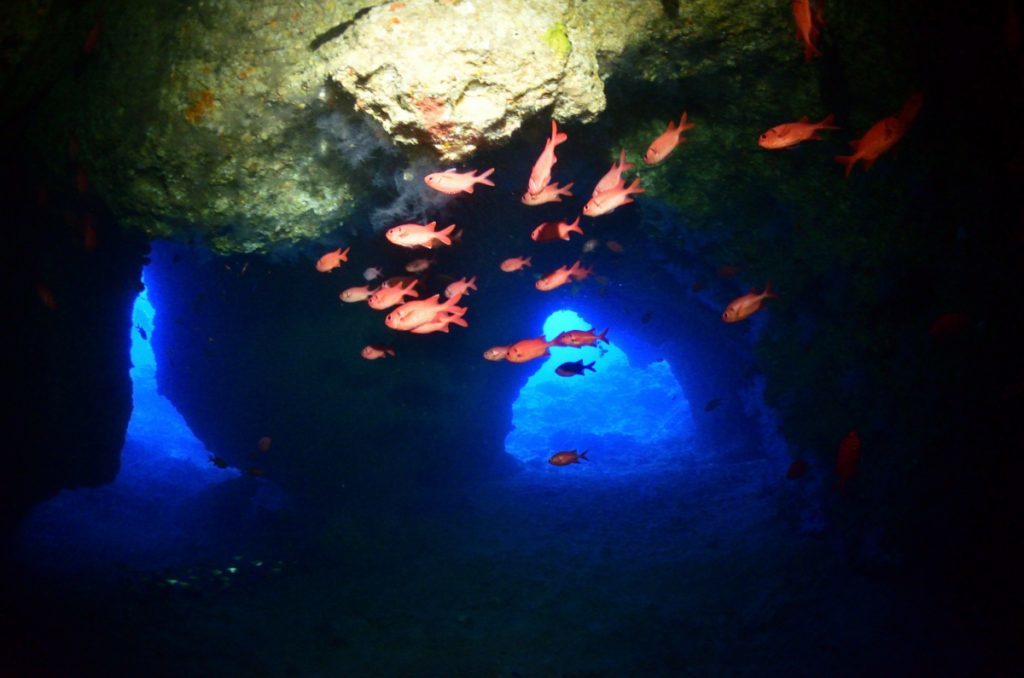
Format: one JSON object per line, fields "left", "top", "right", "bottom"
{"left": 581, "top": 178, "right": 644, "bottom": 217}
{"left": 315, "top": 247, "right": 350, "bottom": 272}
{"left": 257, "top": 436, "right": 272, "bottom": 453}
{"left": 385, "top": 292, "right": 466, "bottom": 331}
{"left": 536, "top": 261, "right": 583, "bottom": 292}
{"left": 385, "top": 221, "right": 456, "bottom": 249}
{"left": 506, "top": 336, "right": 552, "bottom": 363}
{"left": 483, "top": 345, "right": 510, "bottom": 361}
{"left": 500, "top": 256, "right": 531, "bottom": 272}
{"left": 74, "top": 168, "right": 89, "bottom": 195}
{"left": 424, "top": 167, "right": 495, "bottom": 194}
{"left": 82, "top": 15, "right": 102, "bottom": 55}
{"left": 522, "top": 181, "right": 573, "bottom": 206}
{"left": 834, "top": 93, "right": 921, "bottom": 177}
{"left": 572, "top": 263, "right": 593, "bottom": 281}
{"left": 444, "top": 275, "right": 478, "bottom": 298}
{"left": 593, "top": 148, "right": 634, "bottom": 196}
{"left": 528, "top": 120, "right": 568, "bottom": 196}
{"left": 361, "top": 344, "right": 396, "bottom": 360}
{"left": 553, "top": 327, "right": 608, "bottom": 347}
{"left": 405, "top": 258, "right": 433, "bottom": 273}
{"left": 792, "top": 0, "right": 824, "bottom": 61}
{"left": 721, "top": 284, "right": 777, "bottom": 322}
{"left": 530, "top": 216, "right": 583, "bottom": 243}
{"left": 759, "top": 114, "right": 837, "bottom": 149}
{"left": 836, "top": 430, "right": 861, "bottom": 492}
{"left": 786, "top": 459, "right": 809, "bottom": 479}
{"left": 548, "top": 449, "right": 589, "bottom": 466}
{"left": 409, "top": 313, "right": 468, "bottom": 334}
{"left": 368, "top": 278, "right": 419, "bottom": 310}
{"left": 340, "top": 285, "right": 378, "bottom": 303}
{"left": 36, "top": 283, "right": 58, "bottom": 311}
{"left": 643, "top": 112, "right": 695, "bottom": 165}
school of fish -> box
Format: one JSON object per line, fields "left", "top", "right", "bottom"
{"left": 309, "top": 1, "right": 914, "bottom": 476}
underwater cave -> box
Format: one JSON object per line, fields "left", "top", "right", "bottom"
{"left": 3, "top": 0, "right": 1023, "bottom": 675}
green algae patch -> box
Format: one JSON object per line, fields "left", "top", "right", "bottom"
{"left": 543, "top": 22, "right": 571, "bottom": 59}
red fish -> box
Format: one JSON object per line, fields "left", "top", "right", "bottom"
{"left": 530, "top": 216, "right": 583, "bottom": 243}
{"left": 368, "top": 278, "right": 418, "bottom": 310}
{"left": 424, "top": 167, "right": 495, "bottom": 194}
{"left": 758, "top": 114, "right": 837, "bottom": 149}
{"left": 361, "top": 344, "right": 396, "bottom": 360}
{"left": 605, "top": 241, "right": 624, "bottom": 254}
{"left": 257, "top": 436, "right": 272, "bottom": 453}
{"left": 386, "top": 221, "right": 456, "bottom": 249}
{"left": 721, "top": 283, "right": 777, "bottom": 322}
{"left": 522, "top": 181, "right": 573, "bottom": 206}
{"left": 793, "top": 0, "right": 824, "bottom": 61}
{"left": 643, "top": 112, "right": 695, "bottom": 165}
{"left": 506, "top": 336, "right": 553, "bottom": 363}
{"left": 385, "top": 292, "right": 466, "bottom": 331}
{"left": 834, "top": 94, "right": 921, "bottom": 177}
{"left": 548, "top": 449, "right": 589, "bottom": 466}
{"left": 536, "top": 261, "right": 584, "bottom": 292}
{"left": 786, "top": 459, "right": 809, "bottom": 479}
{"left": 836, "top": 430, "right": 861, "bottom": 492}
{"left": 409, "top": 313, "right": 468, "bottom": 334}
{"left": 500, "top": 256, "right": 531, "bottom": 272}
{"left": 444, "top": 275, "right": 478, "bottom": 298}
{"left": 582, "top": 178, "right": 644, "bottom": 217}
{"left": 340, "top": 285, "right": 378, "bottom": 303}
{"left": 405, "top": 258, "right": 433, "bottom": 273}
{"left": 82, "top": 15, "right": 102, "bottom": 56}
{"left": 528, "top": 120, "right": 568, "bottom": 196}
{"left": 483, "top": 345, "right": 510, "bottom": 361}
{"left": 553, "top": 327, "right": 608, "bottom": 347}
{"left": 315, "top": 247, "right": 350, "bottom": 272}
{"left": 593, "top": 148, "right": 634, "bottom": 196}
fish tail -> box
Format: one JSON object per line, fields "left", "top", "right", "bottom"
{"left": 340, "top": 247, "right": 350, "bottom": 260}
{"left": 551, "top": 119, "right": 568, "bottom": 146}
{"left": 406, "top": 279, "right": 420, "bottom": 297}
{"left": 834, "top": 154, "right": 857, "bottom": 178}
{"left": 584, "top": 362, "right": 596, "bottom": 372}
{"left": 448, "top": 315, "right": 469, "bottom": 328}
{"left": 435, "top": 223, "right": 457, "bottom": 245}
{"left": 569, "top": 218, "right": 583, "bottom": 236}
{"left": 579, "top": 450, "right": 589, "bottom": 461}
{"left": 627, "top": 177, "right": 645, "bottom": 194}
{"left": 561, "top": 182, "right": 574, "bottom": 196}
{"left": 477, "top": 167, "right": 496, "bottom": 186}
{"left": 598, "top": 327, "right": 609, "bottom": 344}
{"left": 467, "top": 275, "right": 478, "bottom": 291}
{"left": 678, "top": 111, "right": 695, "bottom": 132}
{"left": 618, "top": 148, "right": 634, "bottom": 171}
{"left": 818, "top": 113, "right": 838, "bottom": 129}
{"left": 763, "top": 281, "right": 779, "bottom": 299}
{"left": 524, "top": 256, "right": 532, "bottom": 267}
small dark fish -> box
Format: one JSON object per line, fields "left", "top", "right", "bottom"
{"left": 209, "top": 454, "right": 229, "bottom": 469}
{"left": 641, "top": 310, "right": 653, "bottom": 324}
{"left": 786, "top": 459, "right": 809, "bottom": 479}
{"left": 555, "top": 360, "right": 596, "bottom": 377}
{"left": 136, "top": 324, "right": 148, "bottom": 341}
{"left": 703, "top": 398, "right": 721, "bottom": 412}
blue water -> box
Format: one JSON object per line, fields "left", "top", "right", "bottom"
{"left": 506, "top": 309, "right": 694, "bottom": 470}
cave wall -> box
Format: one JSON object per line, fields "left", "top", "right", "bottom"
{"left": 1, "top": 157, "right": 148, "bottom": 535}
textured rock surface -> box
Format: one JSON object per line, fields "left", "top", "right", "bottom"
{"left": 322, "top": 0, "right": 661, "bottom": 160}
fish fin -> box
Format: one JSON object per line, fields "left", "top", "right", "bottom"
{"left": 435, "top": 223, "right": 456, "bottom": 245}
{"left": 819, "top": 112, "right": 837, "bottom": 128}
{"left": 862, "top": 156, "right": 878, "bottom": 172}
{"left": 467, "top": 275, "right": 477, "bottom": 290}
{"left": 579, "top": 450, "right": 589, "bottom": 460}
{"left": 477, "top": 167, "right": 496, "bottom": 186}
{"left": 764, "top": 281, "right": 779, "bottom": 299}
{"left": 449, "top": 315, "right": 468, "bottom": 328}
{"left": 464, "top": 185, "right": 474, "bottom": 193}
{"left": 561, "top": 182, "right": 574, "bottom": 196}
{"left": 550, "top": 120, "right": 568, "bottom": 146}
{"left": 598, "top": 327, "right": 609, "bottom": 344}
{"left": 834, "top": 154, "right": 856, "bottom": 178}
{"left": 798, "top": 115, "right": 809, "bottom": 123}
{"left": 584, "top": 362, "right": 596, "bottom": 372}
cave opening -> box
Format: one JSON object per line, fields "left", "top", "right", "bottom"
{"left": 504, "top": 309, "right": 695, "bottom": 473}
{"left": 13, "top": 264, "right": 240, "bottom": 571}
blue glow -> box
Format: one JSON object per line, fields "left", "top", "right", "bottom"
{"left": 15, "top": 267, "right": 244, "bottom": 570}
{"left": 505, "top": 310, "right": 694, "bottom": 471}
